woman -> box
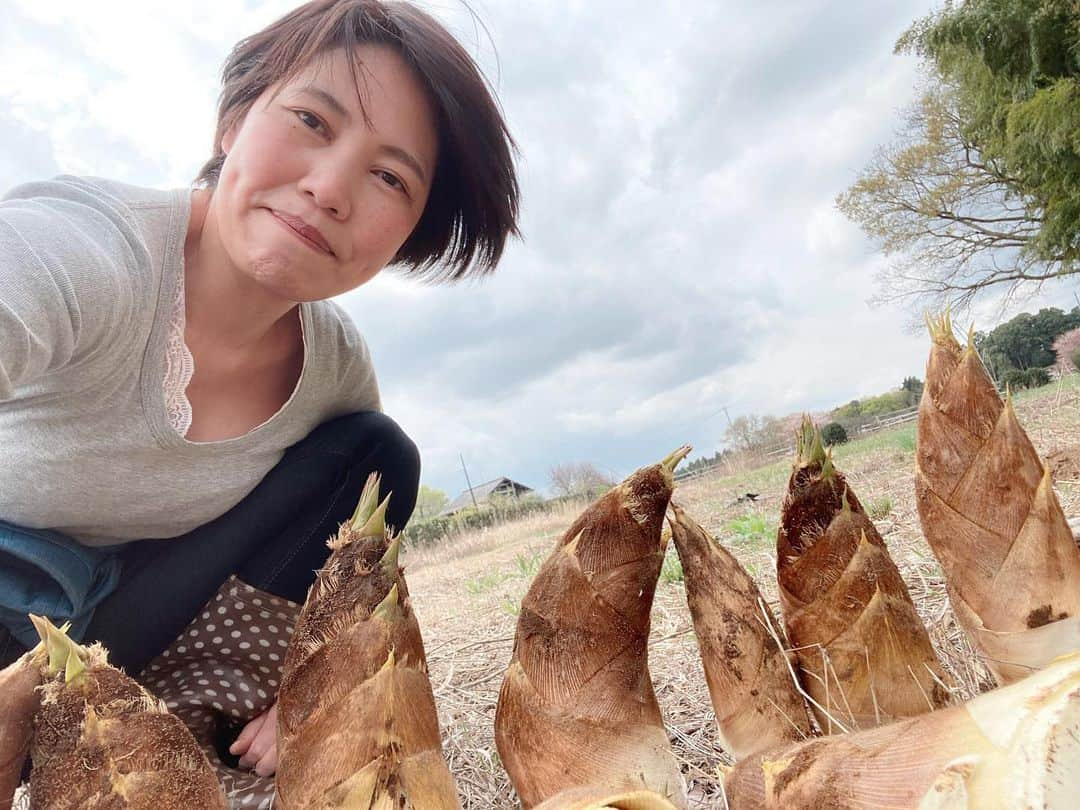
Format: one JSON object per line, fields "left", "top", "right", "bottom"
{"left": 0, "top": 0, "right": 518, "bottom": 778}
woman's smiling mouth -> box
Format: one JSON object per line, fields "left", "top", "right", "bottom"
{"left": 269, "top": 210, "right": 334, "bottom": 256}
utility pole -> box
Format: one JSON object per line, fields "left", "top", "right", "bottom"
{"left": 460, "top": 453, "right": 479, "bottom": 511}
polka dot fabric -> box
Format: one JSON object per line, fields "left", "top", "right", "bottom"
{"left": 136, "top": 575, "right": 301, "bottom": 809}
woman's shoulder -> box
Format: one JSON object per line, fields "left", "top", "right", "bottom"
{"left": 0, "top": 176, "right": 185, "bottom": 377}
{"left": 307, "top": 299, "right": 368, "bottom": 351}
{"left": 2, "top": 174, "right": 176, "bottom": 222}
{"left": 305, "top": 300, "right": 381, "bottom": 411}
{"left": 1, "top": 174, "right": 183, "bottom": 271}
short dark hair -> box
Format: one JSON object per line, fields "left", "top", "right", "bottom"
{"left": 195, "top": 0, "right": 520, "bottom": 280}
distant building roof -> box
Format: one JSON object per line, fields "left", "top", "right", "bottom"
{"left": 440, "top": 477, "right": 534, "bottom": 516}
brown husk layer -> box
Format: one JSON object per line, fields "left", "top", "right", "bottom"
{"left": 723, "top": 651, "right": 1080, "bottom": 808}
{"left": 668, "top": 504, "right": 812, "bottom": 759}
{"left": 0, "top": 651, "right": 43, "bottom": 810}
{"left": 29, "top": 636, "right": 224, "bottom": 810}
{"left": 917, "top": 315, "right": 1080, "bottom": 684}
{"left": 778, "top": 420, "right": 950, "bottom": 731}
{"left": 495, "top": 453, "right": 689, "bottom": 808}
{"left": 276, "top": 478, "right": 459, "bottom": 809}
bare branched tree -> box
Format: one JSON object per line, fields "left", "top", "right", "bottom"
{"left": 548, "top": 462, "right": 615, "bottom": 499}
{"left": 837, "top": 83, "right": 1074, "bottom": 313}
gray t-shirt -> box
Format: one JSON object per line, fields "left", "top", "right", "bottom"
{"left": 0, "top": 175, "right": 381, "bottom": 547}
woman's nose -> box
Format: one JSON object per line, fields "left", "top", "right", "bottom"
{"left": 298, "top": 167, "right": 351, "bottom": 220}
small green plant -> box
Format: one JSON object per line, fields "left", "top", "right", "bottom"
{"left": 726, "top": 514, "right": 776, "bottom": 549}
{"left": 464, "top": 571, "right": 511, "bottom": 595}
{"left": 660, "top": 551, "right": 684, "bottom": 584}
{"left": 501, "top": 598, "right": 521, "bottom": 617}
{"left": 869, "top": 496, "right": 893, "bottom": 520}
{"left": 514, "top": 550, "right": 545, "bottom": 578}
{"left": 894, "top": 429, "right": 916, "bottom": 452}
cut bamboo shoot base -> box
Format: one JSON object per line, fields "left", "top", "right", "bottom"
{"left": 724, "top": 652, "right": 1080, "bottom": 809}
{"left": 534, "top": 785, "right": 678, "bottom": 809}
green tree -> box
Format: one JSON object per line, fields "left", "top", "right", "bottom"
{"left": 900, "top": 376, "right": 925, "bottom": 406}
{"left": 901, "top": 376, "right": 924, "bottom": 395}
{"left": 839, "top": 0, "right": 1080, "bottom": 309}
{"left": 821, "top": 422, "right": 849, "bottom": 447}
{"left": 975, "top": 306, "right": 1080, "bottom": 375}
{"left": 414, "top": 484, "right": 449, "bottom": 520}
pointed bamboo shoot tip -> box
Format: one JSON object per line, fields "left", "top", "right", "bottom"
{"left": 25, "top": 614, "right": 49, "bottom": 659}
{"left": 64, "top": 646, "right": 86, "bottom": 683}
{"left": 380, "top": 532, "right": 402, "bottom": 578}
{"left": 821, "top": 447, "right": 836, "bottom": 481}
{"left": 350, "top": 473, "right": 383, "bottom": 529}
{"left": 965, "top": 322, "right": 976, "bottom": 350}
{"left": 661, "top": 445, "right": 692, "bottom": 476}
{"left": 43, "top": 621, "right": 70, "bottom": 676}
{"left": 357, "top": 494, "right": 391, "bottom": 539}
{"left": 373, "top": 582, "right": 400, "bottom": 620}
{"left": 926, "top": 309, "right": 954, "bottom": 344}
{"left": 29, "top": 613, "right": 50, "bottom": 645}
{"left": 797, "top": 416, "right": 827, "bottom": 468}
{"left": 380, "top": 647, "right": 396, "bottom": 672}
{"left": 841, "top": 487, "right": 852, "bottom": 514}
{"left": 565, "top": 530, "right": 584, "bottom": 558}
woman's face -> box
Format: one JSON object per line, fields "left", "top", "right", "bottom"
{"left": 213, "top": 44, "right": 438, "bottom": 303}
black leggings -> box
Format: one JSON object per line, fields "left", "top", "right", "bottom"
{"left": 0, "top": 411, "right": 420, "bottom": 674}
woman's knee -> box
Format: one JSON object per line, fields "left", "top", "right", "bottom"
{"left": 363, "top": 414, "right": 421, "bottom": 523}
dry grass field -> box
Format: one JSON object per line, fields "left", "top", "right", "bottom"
{"left": 403, "top": 374, "right": 1080, "bottom": 808}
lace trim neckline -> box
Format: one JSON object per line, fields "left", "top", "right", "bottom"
{"left": 163, "top": 274, "right": 195, "bottom": 436}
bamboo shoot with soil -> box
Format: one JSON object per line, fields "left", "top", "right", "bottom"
{"left": 723, "top": 650, "right": 1080, "bottom": 809}
{"left": 667, "top": 504, "right": 813, "bottom": 758}
{"left": 778, "top": 418, "right": 950, "bottom": 731}
{"left": 916, "top": 313, "right": 1080, "bottom": 684}
{"left": 26, "top": 616, "right": 226, "bottom": 809}
{"left": 495, "top": 449, "right": 692, "bottom": 809}
{"left": 275, "top": 474, "right": 459, "bottom": 809}
{"left": 0, "top": 646, "right": 44, "bottom": 810}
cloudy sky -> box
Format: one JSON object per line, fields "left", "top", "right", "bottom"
{"left": 3, "top": 0, "right": 1077, "bottom": 499}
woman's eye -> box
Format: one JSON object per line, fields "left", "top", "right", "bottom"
{"left": 295, "top": 110, "right": 325, "bottom": 134}
{"left": 376, "top": 171, "right": 406, "bottom": 193}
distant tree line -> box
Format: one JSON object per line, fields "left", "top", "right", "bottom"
{"left": 682, "top": 305, "right": 1080, "bottom": 473}
{"left": 975, "top": 306, "right": 1080, "bottom": 389}
{"left": 831, "top": 376, "right": 925, "bottom": 423}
